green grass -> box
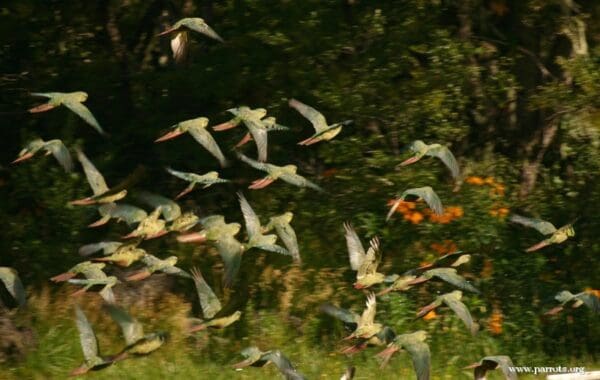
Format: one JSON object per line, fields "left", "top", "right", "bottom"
{"left": 1, "top": 290, "right": 596, "bottom": 379}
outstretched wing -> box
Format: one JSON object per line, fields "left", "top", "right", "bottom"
{"left": 191, "top": 267, "right": 222, "bottom": 319}
{"left": 244, "top": 119, "right": 268, "bottom": 162}
{"left": 443, "top": 294, "right": 478, "bottom": 335}
{"left": 509, "top": 215, "right": 557, "bottom": 235}
{"left": 319, "top": 304, "right": 359, "bottom": 328}
{"left": 486, "top": 356, "right": 517, "bottom": 380}
{"left": 0, "top": 267, "right": 26, "bottom": 307}
{"left": 430, "top": 268, "right": 480, "bottom": 294}
{"left": 180, "top": 18, "right": 224, "bottom": 42}
{"left": 47, "top": 140, "right": 74, "bottom": 172}
{"left": 135, "top": 191, "right": 181, "bottom": 222}
{"left": 288, "top": 99, "right": 328, "bottom": 133}
{"left": 275, "top": 223, "right": 301, "bottom": 263}
{"left": 344, "top": 222, "right": 366, "bottom": 271}
{"left": 279, "top": 172, "right": 324, "bottom": 192}
{"left": 188, "top": 127, "right": 228, "bottom": 168}
{"left": 579, "top": 293, "right": 600, "bottom": 314}
{"left": 76, "top": 149, "right": 109, "bottom": 195}
{"left": 427, "top": 145, "right": 460, "bottom": 179}
{"left": 78, "top": 241, "right": 122, "bottom": 257}
{"left": 265, "top": 351, "right": 306, "bottom": 380}
{"left": 105, "top": 304, "right": 145, "bottom": 346}
{"left": 238, "top": 192, "right": 262, "bottom": 239}
{"left": 404, "top": 340, "right": 431, "bottom": 380}
{"left": 402, "top": 186, "right": 443, "bottom": 215}
{"left": 214, "top": 236, "right": 244, "bottom": 288}
{"left": 236, "top": 151, "right": 270, "bottom": 171}
{"left": 63, "top": 101, "right": 106, "bottom": 136}
{"left": 360, "top": 293, "right": 377, "bottom": 326}
{"left": 75, "top": 305, "right": 100, "bottom": 363}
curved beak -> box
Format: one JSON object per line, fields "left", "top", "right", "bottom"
{"left": 155, "top": 129, "right": 184, "bottom": 142}
{"left": 11, "top": 152, "right": 34, "bottom": 164}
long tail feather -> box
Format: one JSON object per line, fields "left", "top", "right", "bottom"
{"left": 50, "top": 272, "right": 76, "bottom": 282}
{"left": 28, "top": 103, "right": 56, "bottom": 113}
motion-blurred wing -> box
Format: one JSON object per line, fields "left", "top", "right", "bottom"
{"left": 180, "top": 18, "right": 224, "bottom": 42}
{"left": 279, "top": 172, "right": 324, "bottom": 192}
{"left": 344, "top": 222, "right": 366, "bottom": 271}
{"left": 191, "top": 267, "right": 221, "bottom": 319}
{"left": 403, "top": 187, "right": 443, "bottom": 215}
{"left": 0, "top": 267, "right": 26, "bottom": 307}
{"left": 135, "top": 191, "right": 181, "bottom": 222}
{"left": 63, "top": 101, "right": 105, "bottom": 135}
{"left": 430, "top": 269, "right": 480, "bottom": 294}
{"left": 245, "top": 119, "right": 268, "bottom": 162}
{"left": 427, "top": 145, "right": 460, "bottom": 179}
{"left": 404, "top": 340, "right": 431, "bottom": 380}
{"left": 275, "top": 223, "right": 301, "bottom": 263}
{"left": 215, "top": 236, "right": 243, "bottom": 288}
{"left": 238, "top": 192, "right": 262, "bottom": 238}
{"left": 47, "top": 140, "right": 74, "bottom": 172}
{"left": 509, "top": 215, "right": 557, "bottom": 235}
{"left": 79, "top": 241, "right": 122, "bottom": 257}
{"left": 320, "top": 303, "right": 359, "bottom": 327}
{"left": 105, "top": 304, "right": 145, "bottom": 346}
{"left": 77, "top": 149, "right": 109, "bottom": 195}
{"left": 188, "top": 127, "right": 228, "bottom": 167}
{"left": 289, "top": 99, "right": 328, "bottom": 132}
{"left": 443, "top": 294, "right": 478, "bottom": 335}
{"left": 75, "top": 305, "right": 100, "bottom": 363}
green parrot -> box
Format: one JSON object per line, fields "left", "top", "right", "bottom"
{"left": 343, "top": 293, "right": 384, "bottom": 341}
{"left": 320, "top": 302, "right": 396, "bottom": 354}
{"left": 51, "top": 261, "right": 117, "bottom": 303}
{"left": 70, "top": 149, "right": 128, "bottom": 205}
{"left": 398, "top": 140, "right": 460, "bottom": 179}
{"left": 188, "top": 267, "right": 241, "bottom": 332}
{"left": 263, "top": 212, "right": 301, "bottom": 263}
{"left": 155, "top": 117, "right": 228, "bottom": 167}
{"left": 69, "top": 305, "right": 115, "bottom": 376}
{"left": 105, "top": 304, "right": 167, "bottom": 361}
{"left": 134, "top": 191, "right": 181, "bottom": 222}
{"left": 92, "top": 243, "right": 146, "bottom": 267}
{"left": 214, "top": 106, "right": 272, "bottom": 162}
{"left": 166, "top": 167, "right": 229, "bottom": 199}
{"left": 0, "top": 267, "right": 26, "bottom": 308}
{"left": 168, "top": 212, "right": 200, "bottom": 233}
{"left": 405, "top": 267, "right": 481, "bottom": 294}
{"left": 29, "top": 91, "right": 106, "bottom": 135}
{"left": 376, "top": 330, "right": 431, "bottom": 380}
{"left": 238, "top": 192, "right": 290, "bottom": 256}
{"left": 545, "top": 289, "right": 599, "bottom": 316}
{"left": 12, "top": 138, "right": 73, "bottom": 172}
{"left": 463, "top": 355, "right": 517, "bottom": 380}
{"left": 387, "top": 186, "right": 444, "bottom": 221}
{"left": 415, "top": 290, "right": 479, "bottom": 335}
{"left": 288, "top": 98, "right": 352, "bottom": 145}
{"left": 90, "top": 203, "right": 148, "bottom": 228}
{"left": 157, "top": 18, "right": 224, "bottom": 63}
{"left": 510, "top": 214, "right": 576, "bottom": 252}
{"left": 236, "top": 151, "right": 324, "bottom": 192}
{"left": 177, "top": 215, "right": 245, "bottom": 288}
{"left": 344, "top": 222, "right": 385, "bottom": 289}
{"left": 126, "top": 253, "right": 191, "bottom": 281}
{"left": 232, "top": 347, "right": 307, "bottom": 380}
{"left": 78, "top": 241, "right": 123, "bottom": 257}
{"left": 122, "top": 207, "right": 167, "bottom": 240}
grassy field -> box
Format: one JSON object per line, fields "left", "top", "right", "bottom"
{"left": 1, "top": 287, "right": 595, "bottom": 380}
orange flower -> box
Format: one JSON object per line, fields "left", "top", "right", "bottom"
{"left": 430, "top": 240, "right": 458, "bottom": 255}
{"left": 493, "top": 184, "right": 505, "bottom": 196}
{"left": 423, "top": 310, "right": 437, "bottom": 321}
{"left": 481, "top": 259, "right": 493, "bottom": 279}
{"left": 488, "top": 308, "right": 503, "bottom": 335}
{"left": 484, "top": 176, "right": 495, "bottom": 185}
{"left": 585, "top": 289, "right": 600, "bottom": 298}
{"left": 448, "top": 206, "right": 464, "bottom": 218}
{"left": 407, "top": 211, "right": 424, "bottom": 224}
{"left": 466, "top": 176, "right": 485, "bottom": 185}
{"left": 322, "top": 168, "right": 338, "bottom": 178}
